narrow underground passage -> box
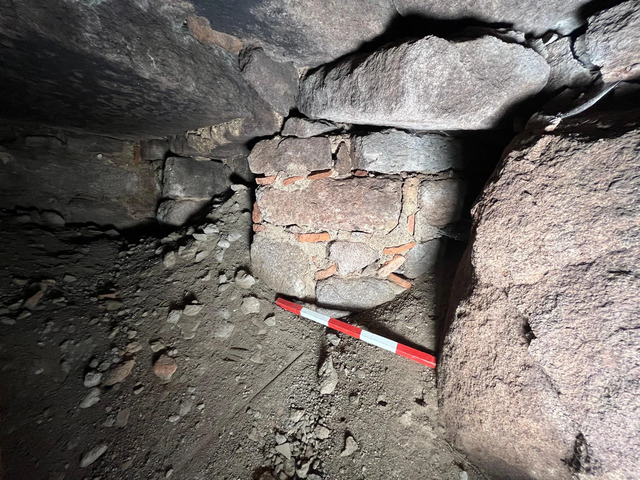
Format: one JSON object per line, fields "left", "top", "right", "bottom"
{"left": 0, "top": 1, "right": 638, "bottom": 480}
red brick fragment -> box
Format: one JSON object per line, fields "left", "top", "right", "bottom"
{"left": 253, "top": 224, "right": 265, "bottom": 233}
{"left": 307, "top": 169, "right": 333, "bottom": 180}
{"left": 252, "top": 202, "right": 262, "bottom": 223}
{"left": 353, "top": 170, "right": 368, "bottom": 177}
{"left": 296, "top": 232, "right": 331, "bottom": 243}
{"left": 283, "top": 175, "right": 304, "bottom": 186}
{"left": 315, "top": 264, "right": 337, "bottom": 280}
{"left": 256, "top": 175, "right": 276, "bottom": 185}
{"left": 387, "top": 273, "right": 411, "bottom": 289}
{"left": 383, "top": 242, "right": 416, "bottom": 255}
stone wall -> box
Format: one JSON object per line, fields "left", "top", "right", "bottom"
{"left": 249, "top": 126, "right": 467, "bottom": 313}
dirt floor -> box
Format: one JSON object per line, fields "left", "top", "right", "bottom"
{"left": 0, "top": 185, "right": 485, "bottom": 480}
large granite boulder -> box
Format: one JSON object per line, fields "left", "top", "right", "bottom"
{"left": 440, "top": 123, "right": 640, "bottom": 479}
{"left": 298, "top": 36, "right": 549, "bottom": 130}
{"left": 585, "top": 1, "right": 640, "bottom": 82}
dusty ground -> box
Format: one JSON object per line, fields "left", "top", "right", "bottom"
{"left": 0, "top": 185, "right": 484, "bottom": 480}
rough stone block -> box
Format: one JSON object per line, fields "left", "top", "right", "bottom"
{"left": 585, "top": 1, "right": 640, "bottom": 82}
{"left": 536, "top": 36, "right": 594, "bottom": 92}
{"left": 281, "top": 117, "right": 339, "bottom": 138}
{"left": 353, "top": 129, "right": 466, "bottom": 174}
{"left": 257, "top": 177, "right": 402, "bottom": 234}
{"left": 401, "top": 240, "right": 442, "bottom": 279}
{"left": 251, "top": 236, "right": 315, "bottom": 298}
{"left": 156, "top": 199, "right": 208, "bottom": 226}
{"left": 162, "top": 157, "right": 229, "bottom": 201}
{"left": 329, "top": 241, "right": 379, "bottom": 274}
{"left": 316, "top": 277, "right": 398, "bottom": 312}
{"left": 415, "top": 179, "right": 466, "bottom": 233}
{"left": 248, "top": 136, "right": 332, "bottom": 176}
{"left": 298, "top": 36, "right": 549, "bottom": 130}
{"left": 240, "top": 47, "right": 298, "bottom": 117}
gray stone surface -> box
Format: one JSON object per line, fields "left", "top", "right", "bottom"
{"left": 401, "top": 240, "right": 441, "bottom": 279}
{"left": 353, "top": 130, "right": 466, "bottom": 174}
{"left": 0, "top": 0, "right": 276, "bottom": 138}
{"left": 329, "top": 242, "right": 379, "bottom": 274}
{"left": 251, "top": 236, "right": 315, "bottom": 298}
{"left": 316, "top": 277, "right": 398, "bottom": 311}
{"left": 394, "top": 0, "right": 591, "bottom": 36}
{"left": 415, "top": 179, "right": 466, "bottom": 232}
{"left": 168, "top": 103, "right": 281, "bottom": 160}
{"left": 162, "top": 158, "right": 229, "bottom": 201}
{"left": 140, "top": 139, "right": 168, "bottom": 161}
{"left": 536, "top": 37, "right": 594, "bottom": 92}
{"left": 0, "top": 128, "right": 159, "bottom": 228}
{"left": 248, "top": 136, "right": 332, "bottom": 176}
{"left": 192, "top": 0, "right": 396, "bottom": 67}
{"left": 298, "top": 36, "right": 550, "bottom": 130}
{"left": 240, "top": 47, "right": 298, "bottom": 117}
{"left": 156, "top": 199, "right": 208, "bottom": 227}
{"left": 281, "top": 118, "right": 339, "bottom": 138}
{"left": 440, "top": 125, "right": 640, "bottom": 479}
{"left": 585, "top": 1, "right": 640, "bottom": 82}
{"left": 257, "top": 178, "right": 402, "bottom": 234}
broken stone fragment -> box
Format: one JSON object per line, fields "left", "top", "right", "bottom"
{"left": 318, "top": 357, "right": 338, "bottom": 395}
{"left": 80, "top": 444, "right": 108, "bottom": 468}
{"left": 353, "top": 129, "right": 466, "bottom": 174}
{"left": 103, "top": 359, "right": 135, "bottom": 386}
{"left": 240, "top": 47, "right": 298, "bottom": 117}
{"left": 340, "top": 435, "right": 358, "bottom": 457}
{"left": 281, "top": 117, "right": 339, "bottom": 138}
{"left": 402, "top": 240, "right": 442, "bottom": 279}
{"left": 248, "top": 136, "right": 332, "bottom": 176}
{"left": 156, "top": 199, "right": 209, "bottom": 227}
{"left": 298, "top": 36, "right": 549, "bottom": 130}
{"left": 153, "top": 355, "right": 177, "bottom": 382}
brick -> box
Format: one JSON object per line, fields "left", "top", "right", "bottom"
{"left": 248, "top": 136, "right": 332, "bottom": 176}
{"left": 315, "top": 264, "right": 337, "bottom": 280}
{"left": 383, "top": 242, "right": 416, "bottom": 255}
{"left": 283, "top": 175, "right": 305, "bottom": 186}
{"left": 307, "top": 169, "right": 333, "bottom": 180}
{"left": 377, "top": 254, "right": 405, "bottom": 277}
{"left": 387, "top": 273, "right": 411, "bottom": 289}
{"left": 257, "top": 177, "right": 402, "bottom": 234}
{"left": 408, "top": 213, "right": 416, "bottom": 235}
{"left": 256, "top": 175, "right": 276, "bottom": 185}
{"left": 296, "top": 232, "right": 331, "bottom": 243}
{"left": 253, "top": 224, "right": 265, "bottom": 233}
{"left": 252, "top": 202, "right": 262, "bottom": 223}
{"left": 353, "top": 170, "right": 368, "bottom": 177}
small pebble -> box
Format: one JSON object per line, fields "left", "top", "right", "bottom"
{"left": 84, "top": 371, "right": 103, "bottom": 388}
{"left": 240, "top": 297, "right": 261, "bottom": 315}
{"left": 154, "top": 355, "right": 177, "bottom": 381}
{"left": 80, "top": 444, "right": 108, "bottom": 468}
{"left": 79, "top": 388, "right": 101, "bottom": 409}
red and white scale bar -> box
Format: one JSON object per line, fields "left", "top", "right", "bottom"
{"left": 276, "top": 298, "right": 436, "bottom": 368}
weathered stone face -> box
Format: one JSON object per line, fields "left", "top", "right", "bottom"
{"left": 316, "top": 277, "right": 399, "bottom": 311}
{"left": 0, "top": 127, "right": 159, "bottom": 228}
{"left": 415, "top": 179, "right": 467, "bottom": 232}
{"left": 251, "top": 235, "right": 316, "bottom": 298}
{"left": 281, "top": 118, "right": 339, "bottom": 139}
{"left": 257, "top": 177, "right": 402, "bottom": 234}
{"left": 248, "top": 136, "right": 332, "bottom": 176}
{"left": 585, "top": 1, "right": 640, "bottom": 82}
{"left": 329, "top": 242, "right": 380, "bottom": 274}
{"left": 298, "top": 36, "right": 550, "bottom": 130}
{"left": 440, "top": 125, "right": 640, "bottom": 479}
{"left": 352, "top": 130, "right": 466, "bottom": 174}
{"left": 162, "top": 158, "right": 229, "bottom": 201}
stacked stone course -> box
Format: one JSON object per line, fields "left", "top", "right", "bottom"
{"left": 249, "top": 128, "right": 467, "bottom": 313}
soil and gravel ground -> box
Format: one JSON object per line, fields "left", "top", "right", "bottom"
{"left": 0, "top": 184, "right": 485, "bottom": 480}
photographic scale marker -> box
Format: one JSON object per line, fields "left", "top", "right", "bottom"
{"left": 276, "top": 298, "right": 436, "bottom": 368}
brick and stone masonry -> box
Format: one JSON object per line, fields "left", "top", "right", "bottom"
{"left": 249, "top": 126, "right": 467, "bottom": 313}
